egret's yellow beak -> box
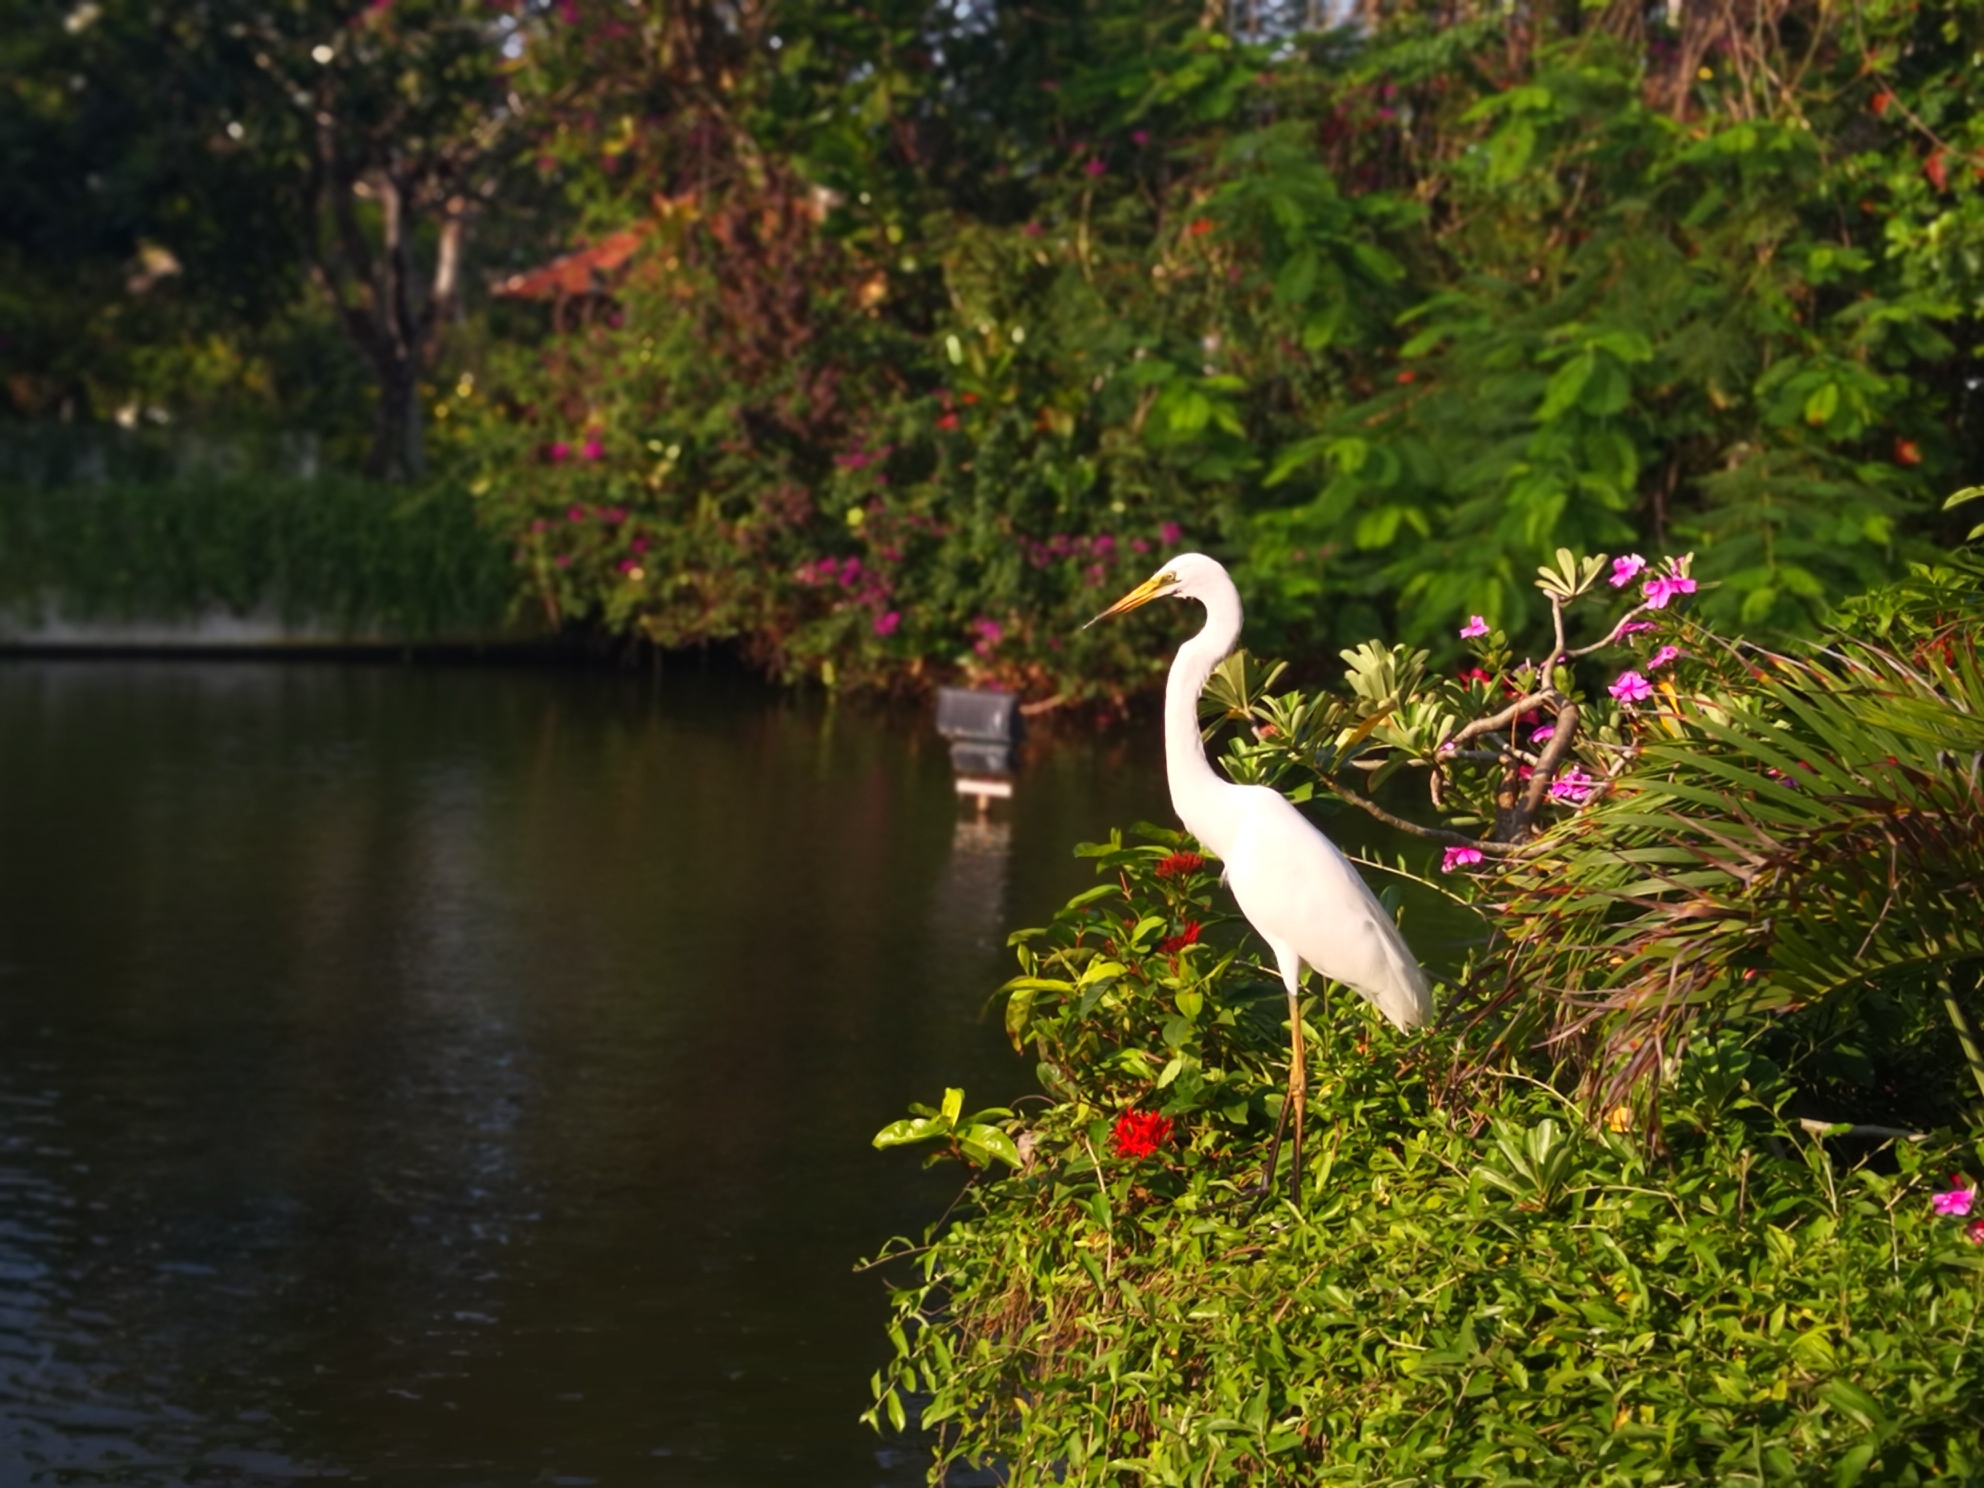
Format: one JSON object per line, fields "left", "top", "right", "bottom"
{"left": 1084, "top": 572, "right": 1175, "bottom": 628}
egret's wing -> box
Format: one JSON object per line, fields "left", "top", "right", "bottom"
{"left": 1224, "top": 789, "right": 1433, "bottom": 1031}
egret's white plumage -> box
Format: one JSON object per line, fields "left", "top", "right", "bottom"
{"left": 1092, "top": 552, "right": 1432, "bottom": 1197}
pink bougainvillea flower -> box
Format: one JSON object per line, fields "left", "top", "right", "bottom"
{"left": 1609, "top": 553, "right": 1647, "bottom": 587}
{"left": 1648, "top": 645, "right": 1682, "bottom": 670}
{"left": 1441, "top": 845, "right": 1484, "bottom": 873}
{"left": 1932, "top": 1185, "right": 1977, "bottom": 1218}
{"left": 1609, "top": 670, "right": 1654, "bottom": 704}
{"left": 1459, "top": 615, "right": 1490, "bottom": 639}
{"left": 872, "top": 610, "right": 901, "bottom": 637}
{"left": 1642, "top": 574, "right": 1699, "bottom": 610}
{"left": 1153, "top": 851, "right": 1206, "bottom": 880}
{"left": 1621, "top": 621, "right": 1658, "bottom": 635}
{"left": 1111, "top": 1111, "right": 1174, "bottom": 1161}
{"left": 1550, "top": 766, "right": 1597, "bottom": 804}
{"left": 1531, "top": 724, "right": 1554, "bottom": 743}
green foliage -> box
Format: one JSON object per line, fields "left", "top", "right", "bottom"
{"left": 869, "top": 557, "right": 1984, "bottom": 1480}
{"left": 13, "top": 0, "right": 1984, "bottom": 688}
{"left": 0, "top": 470, "right": 513, "bottom": 638}
{"left": 873, "top": 1087, "right": 1023, "bottom": 1171}
{"left": 867, "top": 844, "right": 1984, "bottom": 1484}
{"left": 452, "top": 0, "right": 1984, "bottom": 694}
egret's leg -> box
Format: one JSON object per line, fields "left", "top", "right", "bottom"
{"left": 1251, "top": 944, "right": 1308, "bottom": 1205}
{"left": 1284, "top": 980, "right": 1307, "bottom": 1201}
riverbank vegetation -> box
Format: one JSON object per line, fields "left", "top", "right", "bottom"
{"left": 7, "top": 0, "right": 1984, "bottom": 690}
{"left": 868, "top": 551, "right": 1984, "bottom": 1482}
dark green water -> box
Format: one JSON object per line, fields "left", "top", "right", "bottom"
{"left": 0, "top": 660, "right": 1171, "bottom": 1486}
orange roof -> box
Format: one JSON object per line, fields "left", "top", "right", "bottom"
{"left": 494, "top": 225, "right": 647, "bottom": 300}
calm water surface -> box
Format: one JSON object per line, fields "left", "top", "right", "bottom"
{"left": 0, "top": 660, "right": 1172, "bottom": 1486}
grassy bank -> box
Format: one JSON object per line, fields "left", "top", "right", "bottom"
{"left": 0, "top": 472, "right": 517, "bottom": 642}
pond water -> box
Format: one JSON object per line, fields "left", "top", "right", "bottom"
{"left": 0, "top": 659, "right": 1174, "bottom": 1487}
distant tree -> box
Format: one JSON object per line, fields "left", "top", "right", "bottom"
{"left": 229, "top": 0, "right": 529, "bottom": 479}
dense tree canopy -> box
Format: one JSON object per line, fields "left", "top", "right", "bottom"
{"left": 6, "top": 0, "right": 1983, "bottom": 692}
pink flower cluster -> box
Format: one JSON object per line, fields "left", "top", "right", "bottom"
{"left": 797, "top": 553, "right": 897, "bottom": 628}
{"left": 1610, "top": 671, "right": 1654, "bottom": 704}
{"left": 1550, "top": 766, "right": 1597, "bottom": 804}
{"left": 1018, "top": 524, "right": 1182, "bottom": 575}
{"left": 971, "top": 617, "right": 1005, "bottom": 657}
{"left": 548, "top": 436, "right": 607, "bottom": 463}
{"left": 1609, "top": 553, "right": 1646, "bottom": 587}
{"left": 1643, "top": 573, "right": 1698, "bottom": 609}
{"left": 834, "top": 443, "right": 894, "bottom": 475}
{"left": 1931, "top": 1182, "right": 1984, "bottom": 1243}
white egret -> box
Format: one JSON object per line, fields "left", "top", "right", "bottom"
{"left": 1089, "top": 553, "right": 1432, "bottom": 1200}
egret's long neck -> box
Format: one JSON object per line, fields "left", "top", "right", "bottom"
{"left": 1165, "top": 581, "right": 1243, "bottom": 857}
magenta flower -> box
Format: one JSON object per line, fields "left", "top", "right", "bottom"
{"left": 1550, "top": 766, "right": 1597, "bottom": 804}
{"left": 1459, "top": 615, "right": 1490, "bottom": 639}
{"left": 1932, "top": 1185, "right": 1976, "bottom": 1218}
{"left": 566, "top": 505, "right": 586, "bottom": 523}
{"left": 550, "top": 441, "right": 572, "bottom": 463}
{"left": 873, "top": 610, "right": 901, "bottom": 637}
{"left": 1131, "top": 129, "right": 1150, "bottom": 146}
{"left": 1609, "top": 670, "right": 1654, "bottom": 704}
{"left": 1621, "top": 621, "right": 1658, "bottom": 635}
{"left": 1642, "top": 575, "right": 1699, "bottom": 610}
{"left": 581, "top": 435, "right": 604, "bottom": 461}
{"left": 1084, "top": 157, "right": 1106, "bottom": 177}
{"left": 1159, "top": 521, "right": 1183, "bottom": 547}
{"left": 1441, "top": 845, "right": 1484, "bottom": 873}
{"left": 1648, "top": 645, "right": 1682, "bottom": 670}
{"left": 1609, "top": 553, "right": 1647, "bottom": 588}
{"left": 1531, "top": 725, "right": 1554, "bottom": 743}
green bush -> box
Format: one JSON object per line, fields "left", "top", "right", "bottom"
{"left": 0, "top": 473, "right": 515, "bottom": 640}
{"left": 866, "top": 555, "right": 1984, "bottom": 1482}
{"left": 867, "top": 838, "right": 1984, "bottom": 1485}
{"left": 447, "top": 0, "right": 1983, "bottom": 698}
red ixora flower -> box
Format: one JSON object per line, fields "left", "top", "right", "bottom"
{"left": 1112, "top": 1111, "right": 1174, "bottom": 1160}
{"left": 1153, "top": 851, "right": 1206, "bottom": 880}
{"left": 1159, "top": 921, "right": 1202, "bottom": 954}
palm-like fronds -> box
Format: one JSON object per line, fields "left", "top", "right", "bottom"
{"left": 1469, "top": 601, "right": 1984, "bottom": 1117}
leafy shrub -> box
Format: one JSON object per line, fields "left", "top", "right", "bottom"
{"left": 867, "top": 836, "right": 1984, "bottom": 1484}
{"left": 867, "top": 555, "right": 1984, "bottom": 1481}
{"left": 449, "top": 0, "right": 1982, "bottom": 697}
{"left": 0, "top": 473, "right": 513, "bottom": 639}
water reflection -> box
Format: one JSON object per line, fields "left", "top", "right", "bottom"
{"left": 0, "top": 661, "right": 1170, "bottom": 1485}
{"left": 928, "top": 813, "right": 1014, "bottom": 973}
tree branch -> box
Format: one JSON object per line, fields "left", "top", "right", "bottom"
{"left": 1324, "top": 785, "right": 1526, "bottom": 855}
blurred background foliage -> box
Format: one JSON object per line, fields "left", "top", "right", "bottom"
{"left": 4, "top": 0, "right": 1982, "bottom": 689}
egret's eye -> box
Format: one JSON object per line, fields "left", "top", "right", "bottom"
{"left": 1162, "top": 571, "right": 1178, "bottom": 587}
